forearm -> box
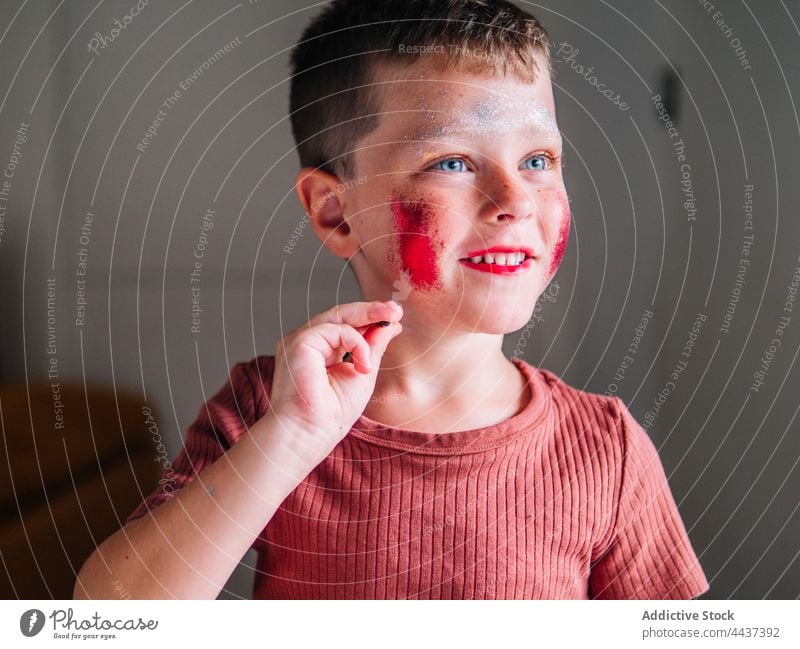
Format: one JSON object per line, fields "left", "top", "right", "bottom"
{"left": 74, "top": 412, "right": 316, "bottom": 599}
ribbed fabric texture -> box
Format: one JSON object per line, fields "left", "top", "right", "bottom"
{"left": 126, "top": 355, "right": 709, "bottom": 600}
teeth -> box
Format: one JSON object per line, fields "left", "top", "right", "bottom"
{"left": 466, "top": 252, "right": 528, "bottom": 265}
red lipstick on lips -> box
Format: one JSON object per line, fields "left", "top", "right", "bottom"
{"left": 459, "top": 245, "right": 536, "bottom": 275}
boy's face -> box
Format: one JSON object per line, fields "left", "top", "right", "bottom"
{"left": 342, "top": 55, "right": 569, "bottom": 335}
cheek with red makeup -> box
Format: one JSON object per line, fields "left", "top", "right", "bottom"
{"left": 547, "top": 192, "right": 571, "bottom": 276}
{"left": 390, "top": 192, "right": 446, "bottom": 291}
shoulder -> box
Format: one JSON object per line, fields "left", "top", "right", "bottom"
{"left": 237, "top": 354, "right": 276, "bottom": 384}
{"left": 535, "top": 365, "right": 614, "bottom": 412}
{"left": 234, "top": 354, "right": 276, "bottom": 418}
{"left": 217, "top": 355, "right": 275, "bottom": 405}
{"left": 525, "top": 363, "right": 629, "bottom": 449}
{"left": 195, "top": 355, "right": 276, "bottom": 447}
{"left": 532, "top": 365, "right": 663, "bottom": 481}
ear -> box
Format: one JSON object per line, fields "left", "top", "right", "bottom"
{"left": 294, "top": 167, "right": 360, "bottom": 259}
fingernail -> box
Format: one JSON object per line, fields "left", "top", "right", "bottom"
{"left": 377, "top": 320, "right": 390, "bottom": 327}
{"left": 384, "top": 300, "right": 400, "bottom": 308}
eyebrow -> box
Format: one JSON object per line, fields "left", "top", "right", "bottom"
{"left": 394, "top": 123, "right": 563, "bottom": 149}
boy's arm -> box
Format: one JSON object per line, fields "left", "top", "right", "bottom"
{"left": 74, "top": 301, "right": 402, "bottom": 599}
{"left": 73, "top": 363, "right": 316, "bottom": 600}
{"left": 588, "top": 398, "right": 710, "bottom": 600}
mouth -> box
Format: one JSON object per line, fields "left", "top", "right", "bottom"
{"left": 458, "top": 246, "right": 536, "bottom": 275}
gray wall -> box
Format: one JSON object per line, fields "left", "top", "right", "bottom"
{"left": 0, "top": 0, "right": 797, "bottom": 599}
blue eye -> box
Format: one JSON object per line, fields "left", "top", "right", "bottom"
{"left": 432, "top": 158, "right": 469, "bottom": 173}
{"left": 522, "top": 154, "right": 549, "bottom": 171}
{"left": 429, "top": 154, "right": 555, "bottom": 173}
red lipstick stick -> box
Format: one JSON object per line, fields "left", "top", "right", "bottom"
{"left": 342, "top": 321, "right": 391, "bottom": 363}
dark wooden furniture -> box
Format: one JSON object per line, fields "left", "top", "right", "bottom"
{"left": 0, "top": 380, "right": 160, "bottom": 598}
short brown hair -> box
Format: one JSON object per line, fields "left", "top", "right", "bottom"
{"left": 289, "top": 0, "right": 553, "bottom": 180}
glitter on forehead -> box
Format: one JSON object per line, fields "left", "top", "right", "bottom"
{"left": 405, "top": 88, "right": 560, "bottom": 141}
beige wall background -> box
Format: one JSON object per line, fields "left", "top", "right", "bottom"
{"left": 0, "top": 0, "right": 797, "bottom": 599}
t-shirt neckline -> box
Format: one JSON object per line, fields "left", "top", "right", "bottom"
{"left": 348, "top": 357, "right": 551, "bottom": 455}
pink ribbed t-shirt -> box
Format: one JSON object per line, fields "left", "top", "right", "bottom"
{"left": 125, "top": 355, "right": 709, "bottom": 600}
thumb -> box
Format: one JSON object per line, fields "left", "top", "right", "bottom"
{"left": 364, "top": 321, "right": 402, "bottom": 369}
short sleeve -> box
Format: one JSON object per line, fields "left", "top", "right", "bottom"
{"left": 589, "top": 398, "right": 710, "bottom": 599}
{"left": 124, "top": 360, "right": 267, "bottom": 553}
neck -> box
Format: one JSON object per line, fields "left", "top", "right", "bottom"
{"left": 378, "top": 323, "right": 506, "bottom": 388}
{"left": 367, "top": 311, "right": 525, "bottom": 425}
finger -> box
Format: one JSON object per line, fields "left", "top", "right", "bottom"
{"left": 343, "top": 320, "right": 392, "bottom": 363}
{"left": 298, "top": 323, "right": 372, "bottom": 373}
{"left": 362, "top": 320, "right": 403, "bottom": 368}
{"left": 352, "top": 320, "right": 391, "bottom": 337}
{"left": 307, "top": 300, "right": 402, "bottom": 329}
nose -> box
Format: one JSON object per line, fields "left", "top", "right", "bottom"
{"left": 478, "top": 166, "right": 536, "bottom": 223}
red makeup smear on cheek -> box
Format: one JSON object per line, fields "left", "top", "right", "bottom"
{"left": 548, "top": 194, "right": 571, "bottom": 276}
{"left": 390, "top": 193, "right": 443, "bottom": 290}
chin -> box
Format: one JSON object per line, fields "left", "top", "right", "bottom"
{"left": 466, "top": 307, "right": 534, "bottom": 335}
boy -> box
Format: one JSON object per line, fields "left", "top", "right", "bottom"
{"left": 75, "top": 0, "right": 709, "bottom": 599}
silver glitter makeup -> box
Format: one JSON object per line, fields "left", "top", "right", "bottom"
{"left": 418, "top": 86, "right": 560, "bottom": 140}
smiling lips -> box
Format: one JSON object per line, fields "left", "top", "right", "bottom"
{"left": 459, "top": 246, "right": 535, "bottom": 275}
